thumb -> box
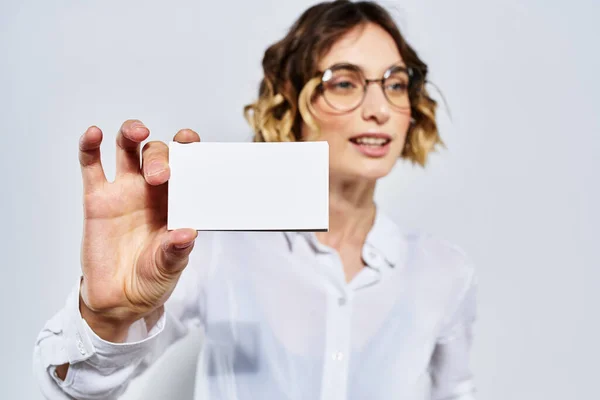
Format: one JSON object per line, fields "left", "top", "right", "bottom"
{"left": 156, "top": 228, "right": 198, "bottom": 274}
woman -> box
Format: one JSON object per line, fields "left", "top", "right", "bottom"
{"left": 34, "top": 1, "right": 477, "bottom": 399}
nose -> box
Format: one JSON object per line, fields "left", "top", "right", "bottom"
{"left": 360, "top": 82, "right": 391, "bottom": 124}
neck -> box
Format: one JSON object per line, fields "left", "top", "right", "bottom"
{"left": 316, "top": 176, "right": 377, "bottom": 250}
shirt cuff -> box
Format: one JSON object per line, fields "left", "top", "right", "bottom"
{"left": 62, "top": 276, "right": 167, "bottom": 368}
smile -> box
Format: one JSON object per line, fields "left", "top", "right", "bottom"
{"left": 348, "top": 133, "right": 392, "bottom": 157}
{"left": 349, "top": 137, "right": 391, "bottom": 146}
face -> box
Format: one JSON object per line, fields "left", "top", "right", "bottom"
{"left": 301, "top": 23, "right": 411, "bottom": 181}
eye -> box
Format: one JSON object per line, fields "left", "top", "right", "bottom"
{"left": 333, "top": 80, "right": 357, "bottom": 90}
{"left": 386, "top": 81, "right": 408, "bottom": 92}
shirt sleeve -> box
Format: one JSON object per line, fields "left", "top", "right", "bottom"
{"left": 430, "top": 266, "right": 478, "bottom": 400}
{"left": 33, "top": 232, "right": 215, "bottom": 400}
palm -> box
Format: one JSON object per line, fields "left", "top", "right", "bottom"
{"left": 78, "top": 121, "right": 198, "bottom": 324}
{"left": 82, "top": 174, "right": 167, "bottom": 311}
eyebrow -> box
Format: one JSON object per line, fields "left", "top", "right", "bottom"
{"left": 324, "top": 60, "right": 407, "bottom": 73}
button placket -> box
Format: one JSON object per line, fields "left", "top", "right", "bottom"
{"left": 325, "top": 302, "right": 350, "bottom": 399}
{"left": 321, "top": 288, "right": 351, "bottom": 400}
{"left": 316, "top": 242, "right": 352, "bottom": 400}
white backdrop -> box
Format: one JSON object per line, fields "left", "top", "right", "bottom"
{"left": 1, "top": 0, "right": 599, "bottom": 399}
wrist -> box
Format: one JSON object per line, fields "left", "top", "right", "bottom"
{"left": 78, "top": 294, "right": 136, "bottom": 343}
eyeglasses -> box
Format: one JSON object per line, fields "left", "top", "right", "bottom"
{"left": 316, "top": 63, "right": 423, "bottom": 113}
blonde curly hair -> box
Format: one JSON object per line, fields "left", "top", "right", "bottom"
{"left": 244, "top": 0, "right": 442, "bottom": 167}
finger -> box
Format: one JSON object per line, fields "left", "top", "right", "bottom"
{"left": 79, "top": 126, "right": 107, "bottom": 193}
{"left": 116, "top": 119, "right": 150, "bottom": 176}
{"left": 141, "top": 141, "right": 170, "bottom": 186}
{"left": 173, "top": 128, "right": 201, "bottom": 144}
{"left": 156, "top": 229, "right": 198, "bottom": 274}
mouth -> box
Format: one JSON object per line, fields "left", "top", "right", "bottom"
{"left": 348, "top": 133, "right": 393, "bottom": 157}
{"left": 348, "top": 133, "right": 392, "bottom": 147}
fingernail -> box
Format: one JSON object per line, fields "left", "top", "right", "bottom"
{"left": 147, "top": 161, "right": 165, "bottom": 176}
{"left": 174, "top": 241, "right": 194, "bottom": 250}
{"left": 131, "top": 122, "right": 147, "bottom": 134}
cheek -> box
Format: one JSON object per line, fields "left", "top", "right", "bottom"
{"left": 302, "top": 97, "right": 355, "bottom": 143}
{"left": 320, "top": 117, "right": 355, "bottom": 144}
{"left": 394, "top": 114, "right": 411, "bottom": 143}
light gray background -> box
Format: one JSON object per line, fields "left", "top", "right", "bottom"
{"left": 1, "top": 0, "right": 599, "bottom": 399}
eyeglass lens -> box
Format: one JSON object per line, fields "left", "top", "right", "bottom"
{"left": 321, "top": 66, "right": 411, "bottom": 111}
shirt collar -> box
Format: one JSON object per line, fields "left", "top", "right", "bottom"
{"left": 283, "top": 204, "right": 405, "bottom": 269}
{"left": 363, "top": 205, "right": 404, "bottom": 269}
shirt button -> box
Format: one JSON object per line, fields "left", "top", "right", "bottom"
{"left": 338, "top": 297, "right": 346, "bottom": 306}
{"left": 332, "top": 352, "right": 344, "bottom": 361}
{"left": 76, "top": 333, "right": 86, "bottom": 355}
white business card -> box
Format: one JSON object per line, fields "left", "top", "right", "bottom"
{"left": 167, "top": 141, "right": 329, "bottom": 231}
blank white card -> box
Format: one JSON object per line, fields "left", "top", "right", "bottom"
{"left": 167, "top": 141, "right": 329, "bottom": 231}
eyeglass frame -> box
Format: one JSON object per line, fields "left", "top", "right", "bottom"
{"left": 314, "top": 62, "right": 425, "bottom": 113}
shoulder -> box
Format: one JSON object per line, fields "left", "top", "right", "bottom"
{"left": 401, "top": 229, "right": 476, "bottom": 287}
{"left": 401, "top": 231, "right": 478, "bottom": 327}
{"left": 374, "top": 208, "right": 474, "bottom": 285}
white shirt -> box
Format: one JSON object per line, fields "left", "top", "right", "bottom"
{"left": 33, "top": 207, "right": 477, "bottom": 400}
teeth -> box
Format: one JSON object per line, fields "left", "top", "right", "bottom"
{"left": 354, "top": 137, "right": 388, "bottom": 145}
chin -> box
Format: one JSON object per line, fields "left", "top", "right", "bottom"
{"left": 335, "top": 158, "right": 396, "bottom": 181}
{"left": 358, "top": 163, "right": 395, "bottom": 180}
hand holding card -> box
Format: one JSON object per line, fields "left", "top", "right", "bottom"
{"left": 76, "top": 121, "right": 200, "bottom": 344}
